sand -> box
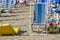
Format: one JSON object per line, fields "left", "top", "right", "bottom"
{"left": 0, "top": 34, "right": 60, "bottom": 40}
{"left": 0, "top": 0, "right": 60, "bottom": 40}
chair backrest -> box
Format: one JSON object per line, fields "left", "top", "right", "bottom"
{"left": 0, "top": 23, "right": 16, "bottom": 35}
{"left": 11, "top": 0, "right": 16, "bottom": 6}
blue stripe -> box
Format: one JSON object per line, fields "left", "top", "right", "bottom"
{"left": 11, "top": 0, "right": 16, "bottom": 5}
{"left": 0, "top": 0, "right": 2, "bottom": 2}
{"left": 39, "top": 0, "right": 47, "bottom": 3}
{"left": 33, "top": 4, "right": 45, "bottom": 24}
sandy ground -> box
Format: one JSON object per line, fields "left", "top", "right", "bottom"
{"left": 0, "top": 34, "right": 60, "bottom": 40}
{"left": 0, "top": 0, "right": 60, "bottom": 40}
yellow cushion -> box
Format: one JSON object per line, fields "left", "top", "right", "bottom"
{"left": 0, "top": 23, "right": 20, "bottom": 35}
{"left": 13, "top": 27, "right": 20, "bottom": 34}
{"left": 0, "top": 23, "right": 16, "bottom": 35}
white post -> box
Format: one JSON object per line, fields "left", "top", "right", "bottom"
{"left": 29, "top": 3, "right": 32, "bottom": 36}
{"left": 56, "top": 13, "right": 58, "bottom": 24}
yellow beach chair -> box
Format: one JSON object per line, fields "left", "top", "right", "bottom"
{"left": 0, "top": 23, "right": 20, "bottom": 36}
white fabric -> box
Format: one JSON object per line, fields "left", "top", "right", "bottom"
{"left": 19, "top": 0, "right": 25, "bottom": 3}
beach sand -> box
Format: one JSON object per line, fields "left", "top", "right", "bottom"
{"left": 0, "top": 0, "right": 60, "bottom": 40}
